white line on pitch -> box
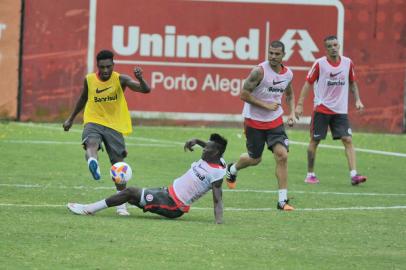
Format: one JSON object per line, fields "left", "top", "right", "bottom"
{"left": 1, "top": 183, "right": 405, "bottom": 197}
{"left": 1, "top": 203, "right": 405, "bottom": 212}
{"left": 227, "top": 189, "right": 406, "bottom": 197}
{"left": 193, "top": 205, "right": 406, "bottom": 211}
{"left": 289, "top": 141, "right": 406, "bottom": 158}
{"left": 0, "top": 203, "right": 64, "bottom": 208}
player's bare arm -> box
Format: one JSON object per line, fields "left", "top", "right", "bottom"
{"left": 284, "top": 82, "right": 296, "bottom": 126}
{"left": 212, "top": 180, "right": 223, "bottom": 224}
{"left": 349, "top": 81, "right": 364, "bottom": 111}
{"left": 120, "top": 67, "right": 151, "bottom": 93}
{"left": 240, "top": 66, "right": 280, "bottom": 111}
{"left": 295, "top": 81, "right": 312, "bottom": 119}
{"left": 63, "top": 79, "right": 88, "bottom": 131}
{"left": 184, "top": 139, "right": 207, "bottom": 152}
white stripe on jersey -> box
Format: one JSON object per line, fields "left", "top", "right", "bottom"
{"left": 172, "top": 159, "right": 226, "bottom": 205}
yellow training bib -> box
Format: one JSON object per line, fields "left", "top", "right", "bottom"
{"left": 83, "top": 71, "right": 132, "bottom": 135}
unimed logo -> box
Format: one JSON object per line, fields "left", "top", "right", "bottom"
{"left": 90, "top": 0, "right": 343, "bottom": 118}
{"left": 112, "top": 25, "right": 260, "bottom": 61}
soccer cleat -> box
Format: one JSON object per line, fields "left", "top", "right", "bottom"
{"left": 225, "top": 163, "right": 237, "bottom": 189}
{"left": 88, "top": 159, "right": 101, "bottom": 180}
{"left": 277, "top": 200, "right": 295, "bottom": 211}
{"left": 351, "top": 174, "right": 367, "bottom": 186}
{"left": 116, "top": 204, "right": 130, "bottom": 216}
{"left": 67, "top": 203, "right": 93, "bottom": 215}
{"left": 304, "top": 175, "right": 320, "bottom": 184}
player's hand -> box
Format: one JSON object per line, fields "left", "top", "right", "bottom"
{"left": 63, "top": 119, "right": 73, "bottom": 131}
{"left": 355, "top": 100, "right": 364, "bottom": 112}
{"left": 267, "top": 102, "right": 280, "bottom": 111}
{"left": 286, "top": 114, "right": 296, "bottom": 127}
{"left": 295, "top": 104, "right": 303, "bottom": 119}
{"left": 133, "top": 67, "right": 143, "bottom": 80}
{"left": 184, "top": 139, "right": 196, "bottom": 152}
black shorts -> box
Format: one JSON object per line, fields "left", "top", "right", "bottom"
{"left": 311, "top": 112, "right": 352, "bottom": 140}
{"left": 245, "top": 124, "right": 289, "bottom": 159}
{"left": 141, "top": 187, "right": 185, "bottom": 219}
{"left": 82, "top": 122, "right": 127, "bottom": 164}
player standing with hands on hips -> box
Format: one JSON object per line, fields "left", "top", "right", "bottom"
{"left": 225, "top": 40, "right": 297, "bottom": 211}
{"left": 63, "top": 49, "right": 151, "bottom": 216}
{"left": 295, "top": 35, "right": 367, "bottom": 186}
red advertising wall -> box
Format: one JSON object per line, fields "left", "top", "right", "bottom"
{"left": 0, "top": 0, "right": 21, "bottom": 119}
{"left": 20, "top": 0, "right": 406, "bottom": 133}
{"left": 20, "top": 0, "right": 88, "bottom": 121}
{"left": 341, "top": 0, "right": 406, "bottom": 132}
{"left": 93, "top": 0, "right": 339, "bottom": 115}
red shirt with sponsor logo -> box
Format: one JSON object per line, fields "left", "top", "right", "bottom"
{"left": 306, "top": 56, "right": 355, "bottom": 114}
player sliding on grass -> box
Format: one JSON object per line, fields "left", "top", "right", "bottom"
{"left": 68, "top": 134, "right": 228, "bottom": 224}
{"left": 295, "top": 35, "right": 367, "bottom": 186}
{"left": 63, "top": 50, "right": 151, "bottom": 216}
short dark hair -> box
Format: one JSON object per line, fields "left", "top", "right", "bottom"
{"left": 209, "top": 133, "right": 228, "bottom": 156}
{"left": 324, "top": 35, "right": 338, "bottom": 42}
{"left": 96, "top": 50, "right": 114, "bottom": 62}
{"left": 270, "top": 40, "right": 285, "bottom": 53}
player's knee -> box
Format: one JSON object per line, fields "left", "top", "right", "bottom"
{"left": 85, "top": 137, "right": 99, "bottom": 149}
{"left": 309, "top": 139, "right": 320, "bottom": 147}
{"left": 125, "top": 186, "right": 137, "bottom": 195}
{"left": 341, "top": 136, "right": 352, "bottom": 145}
{"left": 249, "top": 157, "right": 262, "bottom": 166}
{"left": 110, "top": 151, "right": 127, "bottom": 165}
{"left": 308, "top": 141, "right": 319, "bottom": 152}
{"left": 275, "top": 150, "right": 288, "bottom": 163}
{"left": 125, "top": 187, "right": 141, "bottom": 201}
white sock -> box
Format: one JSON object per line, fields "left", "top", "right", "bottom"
{"left": 230, "top": 164, "right": 238, "bottom": 175}
{"left": 85, "top": 199, "right": 107, "bottom": 213}
{"left": 87, "top": 157, "right": 98, "bottom": 165}
{"left": 350, "top": 170, "right": 357, "bottom": 177}
{"left": 307, "top": 172, "right": 315, "bottom": 178}
{"left": 278, "top": 189, "right": 287, "bottom": 203}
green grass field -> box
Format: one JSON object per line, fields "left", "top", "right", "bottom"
{"left": 0, "top": 121, "right": 405, "bottom": 269}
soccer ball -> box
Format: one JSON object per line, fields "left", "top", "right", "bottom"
{"left": 110, "top": 162, "right": 132, "bottom": 184}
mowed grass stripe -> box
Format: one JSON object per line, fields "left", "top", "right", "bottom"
{"left": 8, "top": 122, "right": 406, "bottom": 157}
{"left": 2, "top": 139, "right": 176, "bottom": 148}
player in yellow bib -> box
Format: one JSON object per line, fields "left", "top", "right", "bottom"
{"left": 63, "top": 50, "right": 151, "bottom": 216}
